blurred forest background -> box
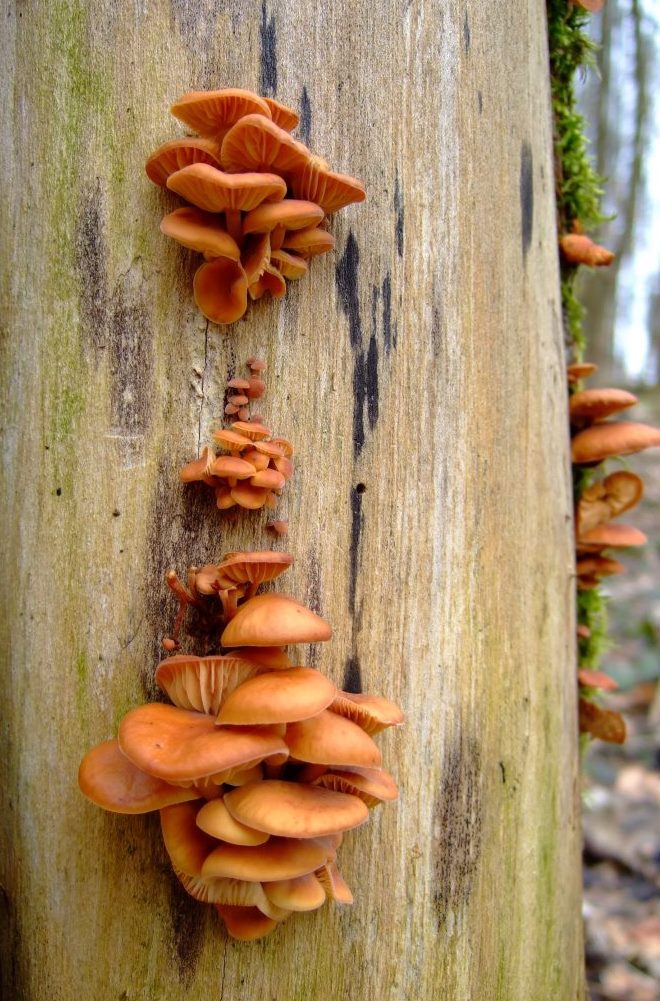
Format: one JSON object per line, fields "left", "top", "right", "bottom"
{"left": 576, "top": 2, "right": 659, "bottom": 998}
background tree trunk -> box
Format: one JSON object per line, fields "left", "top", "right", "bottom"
{"left": 0, "top": 1, "right": 584, "bottom": 998}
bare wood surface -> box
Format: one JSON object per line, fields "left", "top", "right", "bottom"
{"left": 1, "top": 1, "right": 584, "bottom": 998}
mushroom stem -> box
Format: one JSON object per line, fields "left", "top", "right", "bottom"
{"left": 270, "top": 224, "right": 285, "bottom": 250}
{"left": 245, "top": 581, "right": 259, "bottom": 600}
{"left": 225, "top": 209, "right": 243, "bottom": 246}
{"left": 219, "top": 588, "right": 240, "bottom": 621}
{"left": 166, "top": 570, "right": 203, "bottom": 609}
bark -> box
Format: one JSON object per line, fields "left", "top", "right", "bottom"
{"left": 0, "top": 1, "right": 584, "bottom": 999}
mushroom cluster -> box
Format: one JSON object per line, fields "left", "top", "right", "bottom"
{"left": 569, "top": 362, "right": 660, "bottom": 743}
{"left": 181, "top": 357, "right": 294, "bottom": 515}
{"left": 79, "top": 552, "right": 403, "bottom": 941}
{"left": 146, "top": 88, "right": 365, "bottom": 324}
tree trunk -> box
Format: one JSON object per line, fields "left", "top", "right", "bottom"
{"left": 0, "top": 1, "right": 584, "bottom": 999}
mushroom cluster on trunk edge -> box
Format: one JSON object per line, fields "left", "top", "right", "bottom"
{"left": 78, "top": 552, "right": 403, "bottom": 940}
{"left": 569, "top": 361, "right": 660, "bottom": 744}
{"left": 146, "top": 88, "right": 365, "bottom": 324}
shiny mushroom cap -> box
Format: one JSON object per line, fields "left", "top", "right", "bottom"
{"left": 572, "top": 422, "right": 660, "bottom": 464}
{"left": 263, "top": 97, "right": 300, "bottom": 131}
{"left": 242, "top": 200, "right": 325, "bottom": 235}
{"left": 167, "top": 164, "right": 287, "bottom": 213}
{"left": 576, "top": 522, "right": 647, "bottom": 553}
{"left": 567, "top": 361, "right": 598, "bottom": 384}
{"left": 312, "top": 767, "right": 399, "bottom": 808}
{"left": 217, "top": 667, "right": 336, "bottom": 726}
{"left": 285, "top": 710, "right": 382, "bottom": 768}
{"left": 160, "top": 207, "right": 241, "bottom": 260}
{"left": 289, "top": 160, "right": 366, "bottom": 214}
{"left": 118, "top": 703, "right": 288, "bottom": 782}
{"left": 196, "top": 797, "right": 271, "bottom": 846}
{"left": 262, "top": 872, "right": 326, "bottom": 912}
{"left": 281, "top": 225, "right": 335, "bottom": 257}
{"left": 221, "top": 593, "right": 332, "bottom": 648}
{"left": 220, "top": 113, "right": 311, "bottom": 175}
{"left": 202, "top": 836, "right": 332, "bottom": 881}
{"left": 329, "top": 691, "right": 405, "bottom": 734}
{"left": 78, "top": 739, "right": 200, "bottom": 814}
{"left": 224, "top": 780, "right": 369, "bottom": 838}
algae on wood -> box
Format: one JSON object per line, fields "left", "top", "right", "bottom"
{"left": 1, "top": 1, "right": 584, "bottom": 998}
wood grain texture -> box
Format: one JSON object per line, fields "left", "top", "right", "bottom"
{"left": 0, "top": 1, "right": 584, "bottom": 998}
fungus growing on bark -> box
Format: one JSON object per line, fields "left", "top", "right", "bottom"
{"left": 224, "top": 780, "right": 369, "bottom": 838}
{"left": 572, "top": 422, "right": 660, "bottom": 464}
{"left": 221, "top": 593, "right": 333, "bottom": 648}
{"left": 147, "top": 88, "right": 364, "bottom": 324}
{"left": 560, "top": 232, "right": 614, "bottom": 266}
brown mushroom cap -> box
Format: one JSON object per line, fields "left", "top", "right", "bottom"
{"left": 289, "top": 161, "right": 366, "bottom": 214}
{"left": 209, "top": 455, "right": 257, "bottom": 480}
{"left": 118, "top": 704, "right": 288, "bottom": 782}
{"left": 170, "top": 89, "right": 272, "bottom": 139}
{"left": 270, "top": 249, "right": 309, "bottom": 280}
{"left": 160, "top": 207, "right": 241, "bottom": 260}
{"left": 263, "top": 97, "right": 300, "bottom": 131}
{"left": 78, "top": 739, "right": 201, "bottom": 814}
{"left": 193, "top": 257, "right": 248, "bottom": 325}
{"left": 160, "top": 802, "right": 218, "bottom": 876}
{"left": 567, "top": 362, "right": 598, "bottom": 383}
{"left": 243, "top": 200, "right": 325, "bottom": 235}
{"left": 220, "top": 113, "right": 311, "bottom": 175}
{"left": 576, "top": 471, "right": 644, "bottom": 536}
{"left": 282, "top": 225, "right": 335, "bottom": 257}
{"left": 216, "top": 905, "right": 280, "bottom": 940}
{"left": 155, "top": 654, "right": 261, "bottom": 716}
{"left": 196, "top": 798, "right": 271, "bottom": 846}
{"left": 213, "top": 428, "right": 254, "bottom": 451}
{"left": 263, "top": 872, "right": 326, "bottom": 912}
{"left": 167, "top": 164, "right": 287, "bottom": 213}
{"left": 217, "top": 668, "right": 336, "bottom": 726}
{"left": 329, "top": 691, "right": 405, "bottom": 734}
{"left": 577, "top": 523, "right": 647, "bottom": 553}
{"left": 225, "top": 780, "right": 369, "bottom": 838}
{"left": 285, "top": 711, "right": 382, "bottom": 768}
{"left": 572, "top": 421, "right": 660, "bottom": 464}
{"left": 221, "top": 593, "right": 332, "bottom": 648}
{"left": 202, "top": 836, "right": 331, "bottom": 881}
{"left": 250, "top": 467, "right": 286, "bottom": 490}
{"left": 569, "top": 388, "right": 638, "bottom": 423}
{"left": 229, "top": 482, "right": 271, "bottom": 509}
{"left": 575, "top": 556, "right": 626, "bottom": 579}
{"left": 179, "top": 446, "right": 216, "bottom": 484}
{"left": 230, "top": 420, "right": 272, "bottom": 441}
{"left": 146, "top": 137, "right": 223, "bottom": 186}
{"left": 579, "top": 699, "right": 626, "bottom": 743}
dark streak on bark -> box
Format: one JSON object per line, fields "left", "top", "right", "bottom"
{"left": 463, "top": 11, "right": 471, "bottom": 52}
{"left": 342, "top": 655, "right": 363, "bottom": 694}
{"left": 520, "top": 141, "right": 534, "bottom": 261}
{"left": 394, "top": 171, "right": 404, "bottom": 258}
{"left": 298, "top": 85, "right": 312, "bottom": 144}
{"left": 348, "top": 485, "right": 364, "bottom": 617}
{"left": 167, "top": 870, "right": 205, "bottom": 985}
{"left": 260, "top": 1, "right": 277, "bottom": 97}
{"left": 335, "top": 232, "right": 366, "bottom": 456}
{"left": 305, "top": 556, "right": 322, "bottom": 667}
{"left": 382, "top": 273, "right": 393, "bottom": 353}
{"left": 478, "top": 91, "right": 483, "bottom": 114}
{"left": 109, "top": 270, "right": 153, "bottom": 436}
{"left": 432, "top": 734, "right": 482, "bottom": 925}
{"left": 76, "top": 183, "right": 108, "bottom": 352}
{"left": 366, "top": 331, "right": 379, "bottom": 431}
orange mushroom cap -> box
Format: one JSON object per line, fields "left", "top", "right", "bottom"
{"left": 229, "top": 482, "right": 271, "bottom": 510}
{"left": 240, "top": 232, "right": 271, "bottom": 285}
{"left": 313, "top": 767, "right": 399, "bottom": 808}
{"left": 179, "top": 446, "right": 216, "bottom": 484}
{"left": 270, "top": 249, "right": 308, "bottom": 280}
{"left": 202, "top": 836, "right": 332, "bottom": 882}
{"left": 571, "top": 422, "right": 660, "bottom": 464}
{"left": 248, "top": 265, "right": 286, "bottom": 301}
{"left": 282, "top": 225, "right": 335, "bottom": 257}
{"left": 214, "top": 551, "right": 293, "bottom": 590}
{"left": 154, "top": 654, "right": 262, "bottom": 715}
{"left": 175, "top": 868, "right": 273, "bottom": 912}
{"left": 263, "top": 872, "right": 326, "bottom": 912}
{"left": 230, "top": 420, "right": 272, "bottom": 441}
{"left": 560, "top": 233, "right": 615, "bottom": 267}
{"left": 160, "top": 207, "right": 241, "bottom": 260}
{"left": 575, "top": 556, "right": 626, "bottom": 579}
{"left": 220, "top": 113, "right": 311, "bottom": 175}
{"left": 285, "top": 710, "right": 382, "bottom": 768}
{"left": 160, "top": 801, "right": 218, "bottom": 876}
{"left": 577, "top": 523, "right": 647, "bottom": 553}
{"left": 329, "top": 691, "right": 405, "bottom": 734}
{"left": 225, "top": 780, "right": 369, "bottom": 838}
{"left": 289, "top": 161, "right": 366, "bottom": 214}
{"left": 314, "top": 860, "right": 354, "bottom": 904}
{"left": 167, "top": 163, "right": 287, "bottom": 213}
{"left": 217, "top": 667, "right": 336, "bottom": 726}
{"left": 578, "top": 669, "right": 619, "bottom": 691}
{"left": 579, "top": 699, "right": 626, "bottom": 743}
{"left": 146, "top": 137, "right": 223, "bottom": 186}
{"left": 193, "top": 257, "right": 248, "bottom": 325}
{"left": 209, "top": 455, "right": 257, "bottom": 480}
{"left": 221, "top": 593, "right": 332, "bottom": 648}
{"left": 170, "top": 89, "right": 272, "bottom": 139}
{"left": 226, "top": 646, "right": 293, "bottom": 669}
{"left": 213, "top": 428, "right": 254, "bottom": 451}
{"left": 118, "top": 703, "right": 288, "bottom": 782}
{"left": 78, "top": 739, "right": 200, "bottom": 814}
{"left": 243, "top": 200, "right": 325, "bottom": 236}
{"left": 569, "top": 388, "right": 638, "bottom": 424}
{"left": 196, "top": 798, "right": 271, "bottom": 846}
{"left": 263, "top": 97, "right": 300, "bottom": 132}
{"left": 216, "top": 905, "right": 281, "bottom": 940}
{"left": 576, "top": 470, "right": 644, "bottom": 536}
